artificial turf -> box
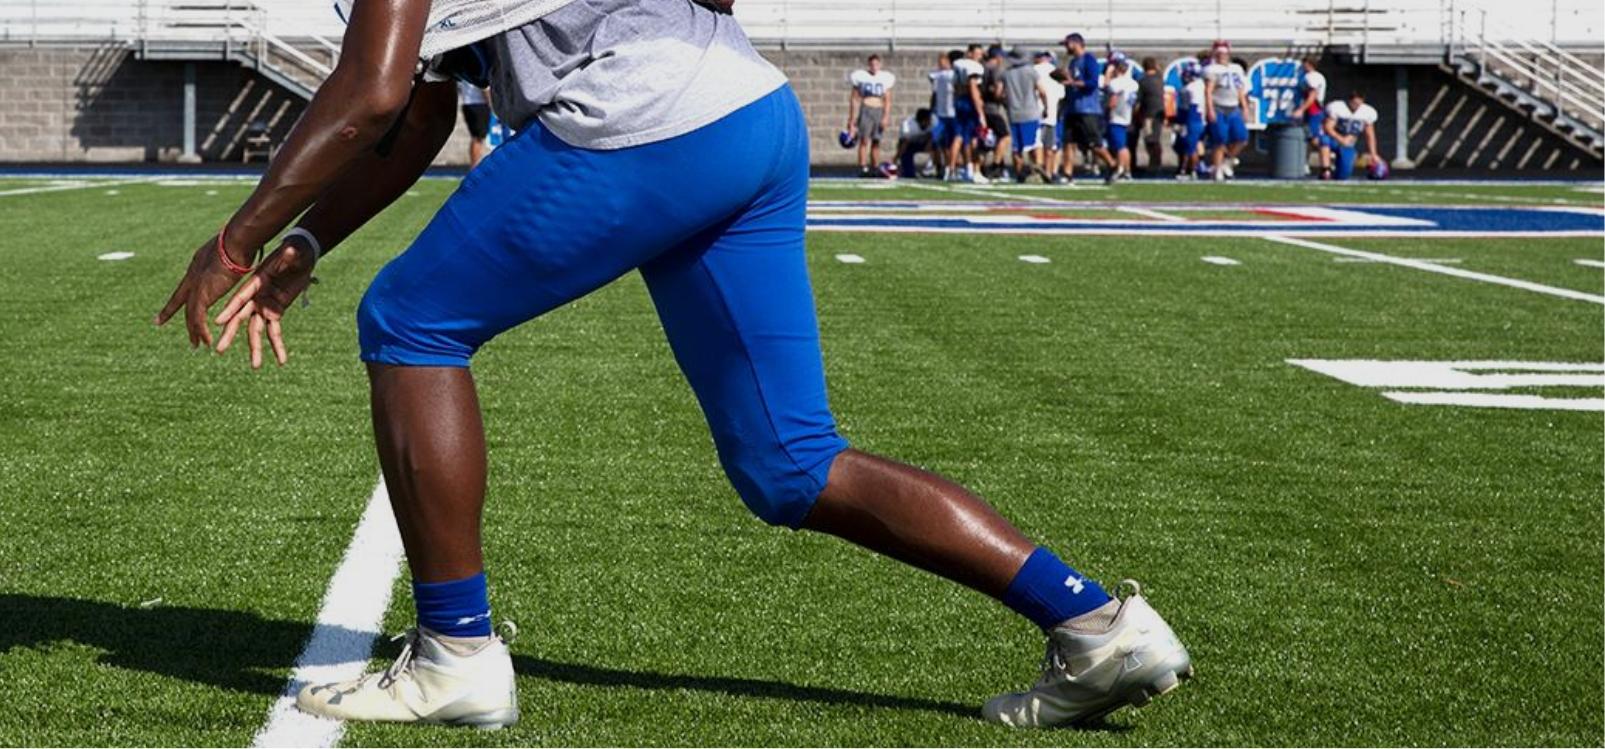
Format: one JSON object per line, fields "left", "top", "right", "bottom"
{"left": 0, "top": 176, "right": 1600, "bottom": 746}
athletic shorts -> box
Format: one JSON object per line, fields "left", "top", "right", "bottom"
{"left": 461, "top": 104, "right": 490, "bottom": 140}
{"left": 1334, "top": 143, "right": 1358, "bottom": 180}
{"left": 1066, "top": 113, "right": 1105, "bottom": 150}
{"left": 984, "top": 111, "right": 1009, "bottom": 142}
{"left": 953, "top": 99, "right": 981, "bottom": 145}
{"left": 1305, "top": 112, "right": 1326, "bottom": 142}
{"left": 1106, "top": 123, "right": 1130, "bottom": 152}
{"left": 1010, "top": 121, "right": 1040, "bottom": 154}
{"left": 1177, "top": 116, "right": 1205, "bottom": 154}
{"left": 857, "top": 105, "right": 885, "bottom": 144}
{"left": 357, "top": 85, "right": 848, "bottom": 528}
{"left": 1208, "top": 107, "right": 1248, "bottom": 146}
{"left": 1039, "top": 122, "right": 1059, "bottom": 149}
{"left": 936, "top": 115, "right": 958, "bottom": 147}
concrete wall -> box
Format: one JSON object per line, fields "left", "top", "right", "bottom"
{"left": 0, "top": 44, "right": 1596, "bottom": 173}
{"left": 0, "top": 45, "right": 480, "bottom": 166}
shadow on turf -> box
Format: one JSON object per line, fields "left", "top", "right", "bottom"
{"left": 0, "top": 594, "right": 1003, "bottom": 723}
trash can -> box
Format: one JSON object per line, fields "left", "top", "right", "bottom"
{"left": 1267, "top": 123, "right": 1307, "bottom": 180}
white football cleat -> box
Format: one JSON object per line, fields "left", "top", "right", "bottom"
{"left": 983, "top": 580, "right": 1191, "bottom": 728}
{"left": 296, "top": 627, "right": 520, "bottom": 730}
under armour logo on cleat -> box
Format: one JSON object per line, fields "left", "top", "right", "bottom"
{"left": 1063, "top": 575, "right": 1085, "bottom": 594}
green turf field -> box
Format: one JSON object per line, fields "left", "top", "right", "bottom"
{"left": 0, "top": 175, "right": 1601, "bottom": 747}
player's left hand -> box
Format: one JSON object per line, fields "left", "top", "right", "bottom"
{"left": 213, "top": 241, "right": 318, "bottom": 368}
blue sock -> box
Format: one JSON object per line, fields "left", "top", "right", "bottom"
{"left": 1002, "top": 548, "right": 1112, "bottom": 630}
{"left": 412, "top": 572, "right": 492, "bottom": 637}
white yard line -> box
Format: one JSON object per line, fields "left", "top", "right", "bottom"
{"left": 1264, "top": 235, "right": 1605, "bottom": 305}
{"left": 1333, "top": 256, "right": 1463, "bottom": 264}
{"left": 1018, "top": 254, "right": 1051, "bottom": 264}
{"left": 0, "top": 177, "right": 150, "bottom": 198}
{"left": 1574, "top": 258, "right": 1605, "bottom": 269}
{"left": 252, "top": 478, "right": 405, "bottom": 749}
{"left": 1200, "top": 256, "right": 1240, "bottom": 266}
{"left": 1119, "top": 205, "right": 1188, "bottom": 222}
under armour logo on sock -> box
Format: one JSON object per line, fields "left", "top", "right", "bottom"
{"left": 454, "top": 612, "right": 491, "bottom": 626}
{"left": 1063, "top": 575, "right": 1085, "bottom": 594}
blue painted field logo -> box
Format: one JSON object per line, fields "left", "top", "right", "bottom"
{"left": 1287, "top": 360, "right": 1605, "bottom": 412}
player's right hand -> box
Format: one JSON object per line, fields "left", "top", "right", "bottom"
{"left": 213, "top": 241, "right": 318, "bottom": 369}
{"left": 155, "top": 235, "right": 251, "bottom": 350}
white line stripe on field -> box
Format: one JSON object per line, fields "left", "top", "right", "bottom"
{"left": 1200, "top": 256, "right": 1240, "bottom": 266}
{"left": 1263, "top": 235, "right": 1605, "bottom": 305}
{"left": 1018, "top": 254, "right": 1051, "bottom": 264}
{"left": 1119, "top": 205, "right": 1188, "bottom": 222}
{"left": 252, "top": 478, "right": 405, "bottom": 749}
{"left": 0, "top": 177, "right": 150, "bottom": 198}
{"left": 1334, "top": 256, "right": 1463, "bottom": 264}
{"left": 1575, "top": 258, "right": 1605, "bottom": 268}
{"left": 835, "top": 253, "right": 866, "bottom": 264}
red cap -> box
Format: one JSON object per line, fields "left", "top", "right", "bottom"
{"left": 1212, "top": 39, "right": 1231, "bottom": 51}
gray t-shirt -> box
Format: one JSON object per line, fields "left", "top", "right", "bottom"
{"left": 487, "top": 0, "right": 787, "bottom": 149}
{"left": 1002, "top": 62, "right": 1042, "bottom": 124}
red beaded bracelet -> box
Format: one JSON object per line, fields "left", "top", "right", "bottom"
{"left": 216, "top": 226, "right": 255, "bottom": 276}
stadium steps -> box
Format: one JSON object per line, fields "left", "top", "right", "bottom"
{"left": 1443, "top": 54, "right": 1605, "bottom": 159}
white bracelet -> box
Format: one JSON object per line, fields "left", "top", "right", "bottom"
{"left": 283, "top": 227, "right": 323, "bottom": 261}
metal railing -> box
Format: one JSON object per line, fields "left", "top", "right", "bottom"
{"left": 1448, "top": 6, "right": 1605, "bottom": 131}
{"left": 1, "top": 0, "right": 1599, "bottom": 50}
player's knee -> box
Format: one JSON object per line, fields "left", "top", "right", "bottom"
{"left": 356, "top": 263, "right": 473, "bottom": 368}
{"left": 714, "top": 434, "right": 847, "bottom": 529}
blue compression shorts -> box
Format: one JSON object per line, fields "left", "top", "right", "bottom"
{"left": 1208, "top": 107, "right": 1248, "bottom": 146}
{"left": 1106, "top": 123, "right": 1129, "bottom": 152}
{"left": 1305, "top": 112, "right": 1326, "bottom": 142}
{"left": 357, "top": 85, "right": 848, "bottom": 528}
{"left": 1334, "top": 142, "right": 1357, "bottom": 180}
{"left": 953, "top": 99, "right": 980, "bottom": 145}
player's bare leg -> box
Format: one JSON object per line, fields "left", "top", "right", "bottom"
{"left": 295, "top": 364, "right": 520, "bottom": 729}
{"left": 369, "top": 364, "right": 487, "bottom": 583}
{"left": 804, "top": 449, "right": 1034, "bottom": 594}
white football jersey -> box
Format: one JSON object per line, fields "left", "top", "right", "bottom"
{"left": 1181, "top": 79, "right": 1206, "bottom": 116}
{"left": 1204, "top": 62, "right": 1247, "bottom": 108}
{"left": 1105, "top": 74, "right": 1139, "bottom": 126}
{"left": 952, "top": 58, "right": 986, "bottom": 99}
{"left": 1324, "top": 100, "right": 1377, "bottom": 137}
{"left": 848, "top": 69, "right": 896, "bottom": 100}
{"left": 1301, "top": 70, "right": 1327, "bottom": 111}
{"left": 929, "top": 69, "right": 956, "bottom": 117}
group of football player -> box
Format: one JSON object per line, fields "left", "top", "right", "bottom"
{"left": 844, "top": 38, "right": 1385, "bottom": 183}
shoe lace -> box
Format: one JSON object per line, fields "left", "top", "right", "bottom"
{"left": 377, "top": 629, "right": 421, "bottom": 690}
{"left": 1035, "top": 641, "right": 1070, "bottom": 687}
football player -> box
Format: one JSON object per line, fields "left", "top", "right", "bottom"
{"left": 1294, "top": 57, "right": 1330, "bottom": 178}
{"left": 1033, "top": 51, "right": 1063, "bottom": 176}
{"left": 155, "top": 0, "right": 1190, "bottom": 731}
{"left": 1103, "top": 52, "right": 1139, "bottom": 183}
{"left": 847, "top": 54, "right": 896, "bottom": 178}
{"left": 1322, "top": 90, "right": 1380, "bottom": 180}
{"left": 1202, "top": 40, "right": 1248, "bottom": 181}
{"left": 1174, "top": 60, "right": 1206, "bottom": 180}
{"left": 928, "top": 51, "right": 959, "bottom": 177}
{"left": 948, "top": 43, "right": 990, "bottom": 183}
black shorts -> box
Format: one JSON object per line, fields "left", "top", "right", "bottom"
{"left": 1067, "top": 113, "right": 1105, "bottom": 150}
{"left": 984, "top": 111, "right": 1009, "bottom": 138}
{"left": 461, "top": 104, "right": 491, "bottom": 140}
